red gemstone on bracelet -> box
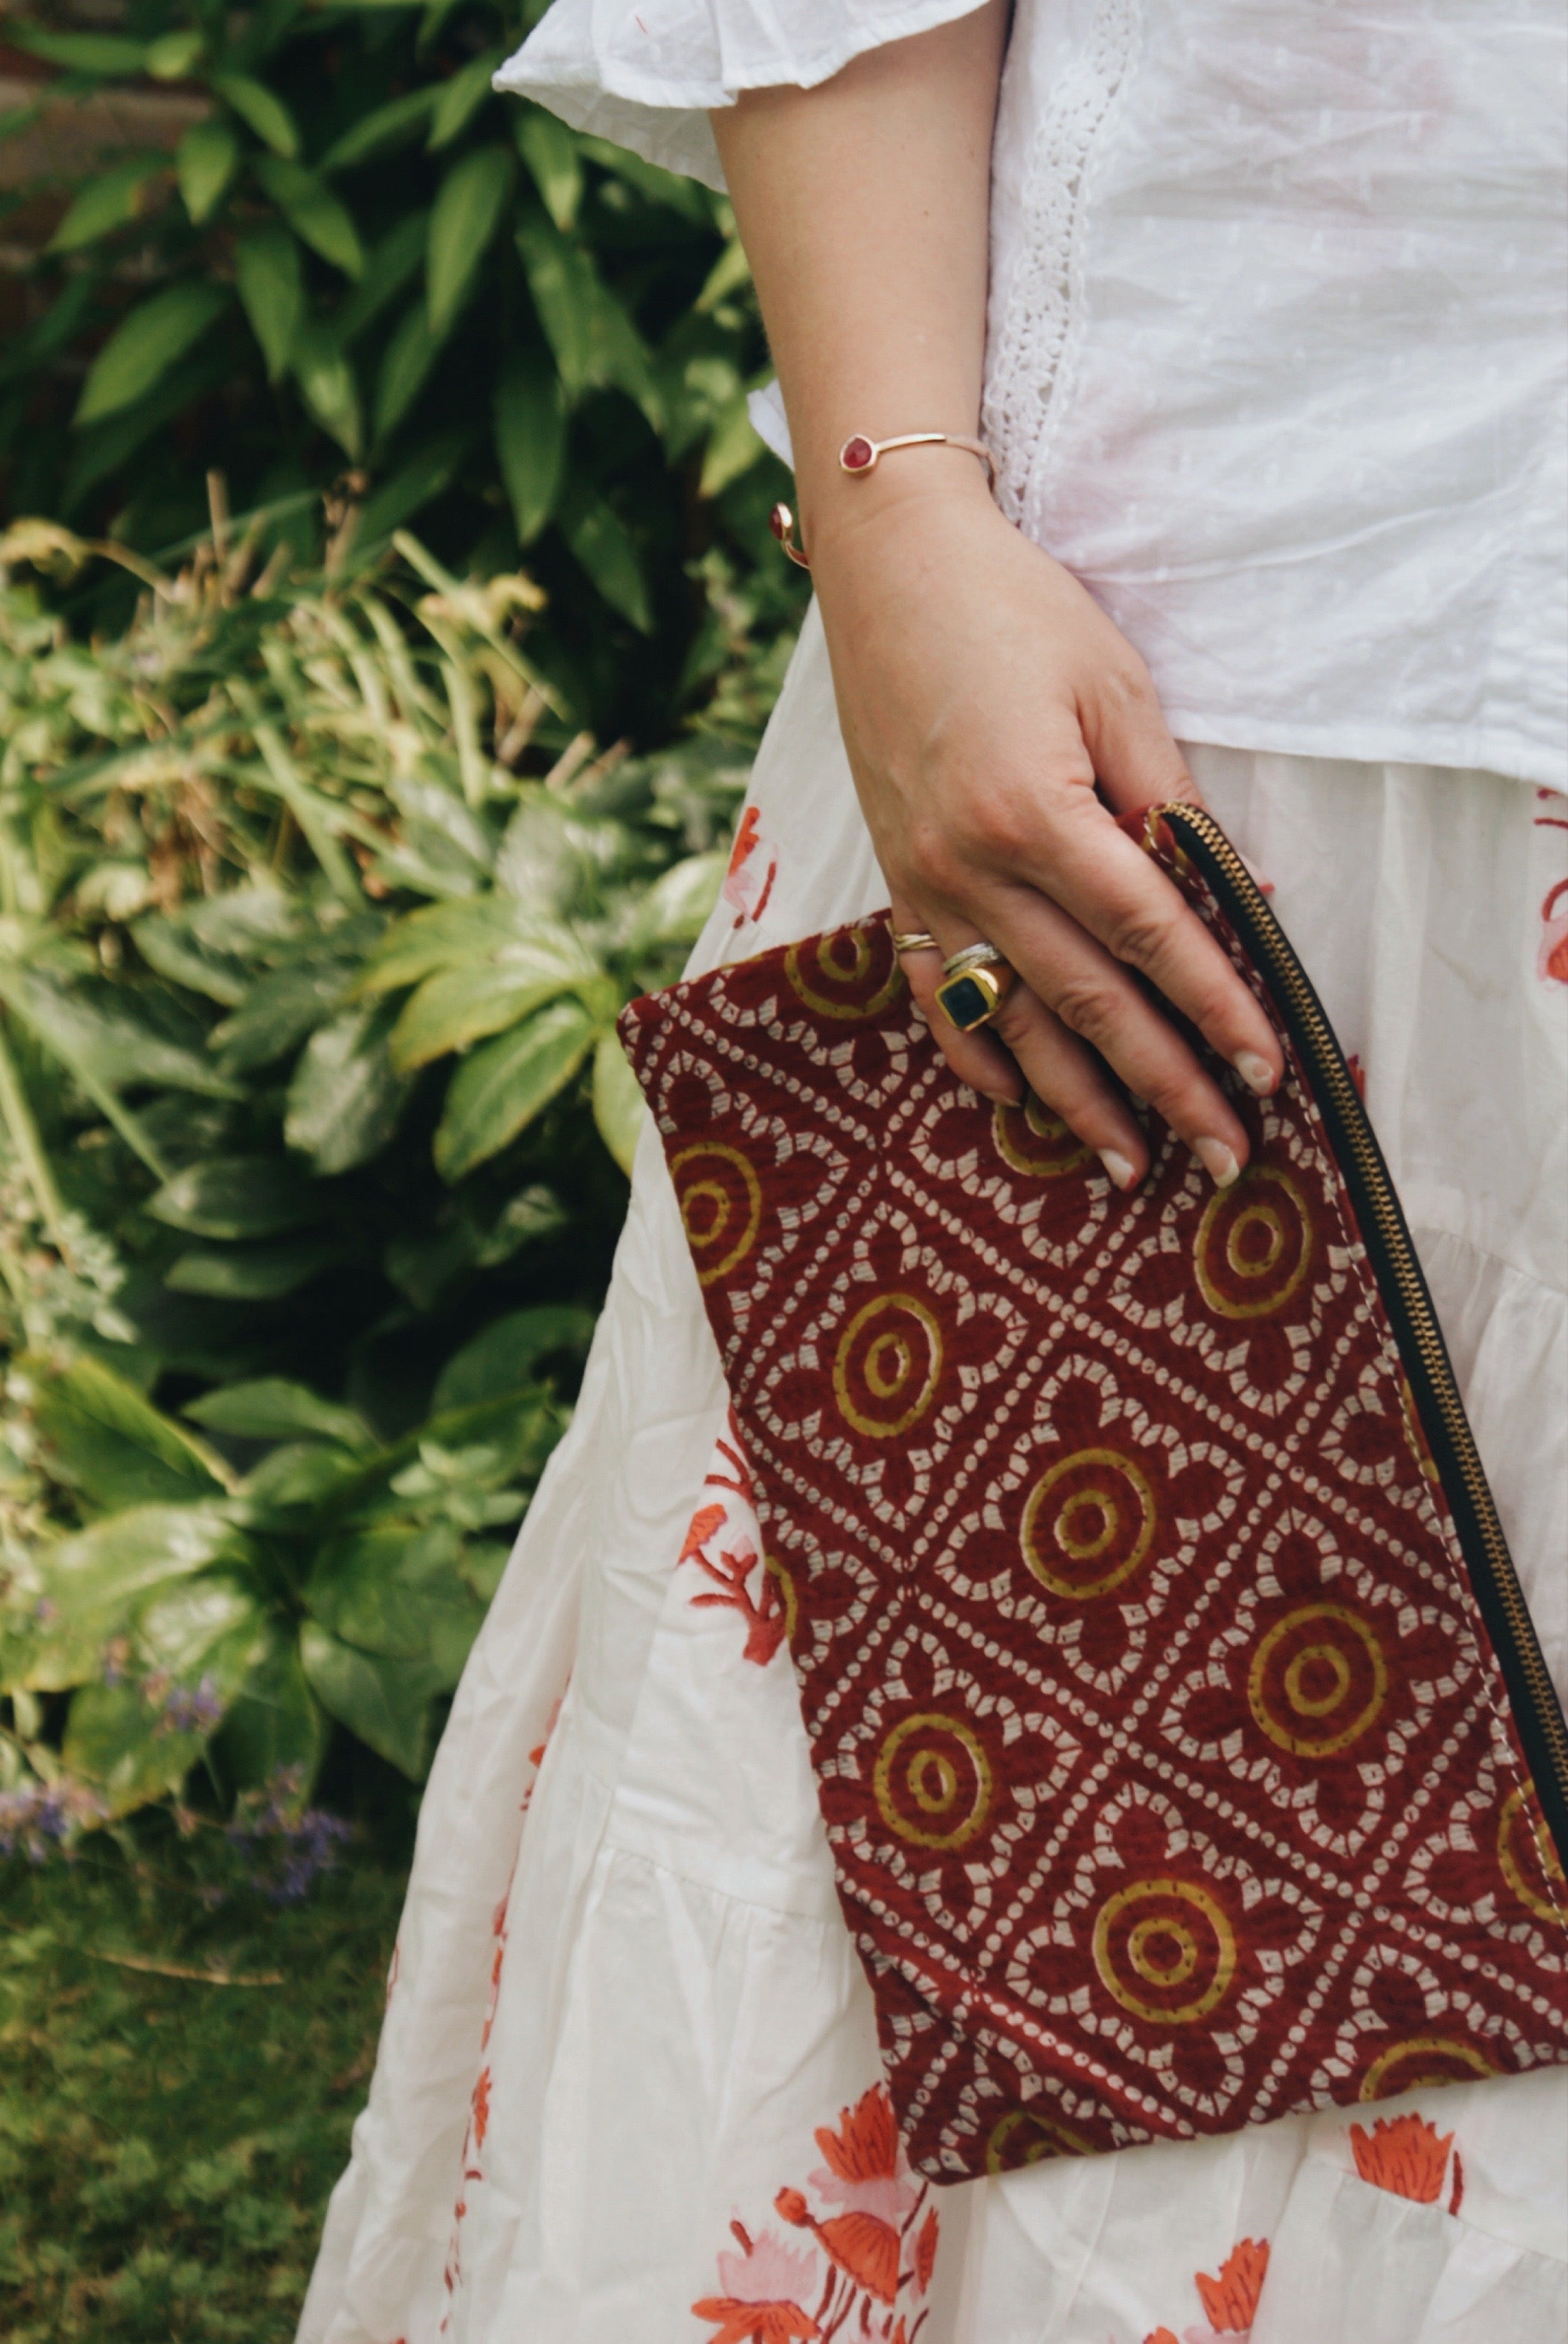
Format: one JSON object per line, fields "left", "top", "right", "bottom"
{"left": 840, "top": 436, "right": 875, "bottom": 473}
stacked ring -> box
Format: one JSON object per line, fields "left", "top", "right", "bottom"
{"left": 891, "top": 929, "right": 939, "bottom": 956}
{"left": 936, "top": 943, "right": 1014, "bottom": 1032}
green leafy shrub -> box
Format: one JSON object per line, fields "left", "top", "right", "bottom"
{"left": 0, "top": 507, "right": 772, "bottom": 1825}
{"left": 1, "top": 0, "right": 802, "bottom": 745}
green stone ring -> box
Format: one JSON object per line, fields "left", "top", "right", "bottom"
{"left": 935, "top": 943, "right": 1014, "bottom": 1033}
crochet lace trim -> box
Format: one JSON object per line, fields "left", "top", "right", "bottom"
{"left": 983, "top": 0, "right": 1141, "bottom": 531}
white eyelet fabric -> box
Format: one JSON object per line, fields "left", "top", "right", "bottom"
{"left": 498, "top": 0, "right": 1568, "bottom": 789}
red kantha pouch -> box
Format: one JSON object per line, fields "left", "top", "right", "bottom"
{"left": 617, "top": 800, "right": 1568, "bottom": 2182}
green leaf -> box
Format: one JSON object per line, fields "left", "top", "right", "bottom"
{"left": 292, "top": 327, "right": 363, "bottom": 460}
{"left": 354, "top": 431, "right": 466, "bottom": 548}
{"left": 433, "top": 993, "right": 601, "bottom": 1182}
{"left": 360, "top": 899, "right": 595, "bottom": 993}
{"left": 184, "top": 1379, "right": 372, "bottom": 1450}
{"left": 146, "top": 29, "right": 205, "bottom": 80}
{"left": 625, "top": 847, "right": 727, "bottom": 948}
{"left": 176, "top": 119, "right": 240, "bottom": 225}
{"left": 240, "top": 1441, "right": 368, "bottom": 1510}
{"left": 215, "top": 1628, "right": 327, "bottom": 1793}
{"left": 334, "top": 211, "right": 428, "bottom": 345}
{"left": 9, "top": 28, "right": 147, "bottom": 75}
{"left": 319, "top": 86, "right": 436, "bottom": 172}
{"left": 431, "top": 1304, "right": 595, "bottom": 1415}
{"left": 33, "top": 1356, "right": 228, "bottom": 1510}
{"left": 515, "top": 214, "right": 658, "bottom": 424}
{"left": 47, "top": 158, "right": 163, "bottom": 256}
{"left": 592, "top": 1028, "right": 645, "bottom": 1174}
{"left": 74, "top": 284, "right": 228, "bottom": 426}
{"left": 285, "top": 1002, "right": 412, "bottom": 1173}
{"left": 305, "top": 1522, "right": 457, "bottom": 1659}
{"left": 428, "top": 47, "right": 505, "bottom": 150}
{"left": 390, "top": 955, "right": 608, "bottom": 1072}
{"left": 0, "top": 969, "right": 239, "bottom": 1103}
{"left": 235, "top": 227, "right": 303, "bottom": 383}
{"left": 579, "top": 133, "right": 713, "bottom": 224}
{"left": 147, "top": 1155, "right": 325, "bottom": 1242}
{"left": 212, "top": 73, "right": 301, "bottom": 160}
{"left": 372, "top": 299, "right": 443, "bottom": 444}
{"left": 558, "top": 490, "right": 652, "bottom": 633}
{"left": 427, "top": 146, "right": 514, "bottom": 338}
{"left": 700, "top": 392, "right": 765, "bottom": 498}
{"left": 165, "top": 1238, "right": 348, "bottom": 1300}
{"left": 515, "top": 107, "right": 581, "bottom": 229}
{"left": 40, "top": 1505, "right": 245, "bottom": 1623}
{"left": 494, "top": 346, "right": 564, "bottom": 543}
{"left": 211, "top": 961, "right": 356, "bottom": 1072}
{"left": 63, "top": 1683, "right": 197, "bottom": 1812}
{"left": 254, "top": 158, "right": 364, "bottom": 278}
{"left": 298, "top": 1620, "right": 438, "bottom": 1778}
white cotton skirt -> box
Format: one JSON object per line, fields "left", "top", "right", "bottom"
{"left": 298, "top": 603, "right": 1568, "bottom": 2344}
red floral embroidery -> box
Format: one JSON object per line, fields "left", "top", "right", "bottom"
{"left": 724, "top": 805, "right": 780, "bottom": 931}
{"left": 1196, "top": 2238, "right": 1270, "bottom": 2332}
{"left": 1349, "top": 2112, "right": 1463, "bottom": 2211}
{"left": 679, "top": 1420, "right": 787, "bottom": 1667}
{"left": 1145, "top": 2236, "right": 1270, "bottom": 2343}
{"left": 1535, "top": 794, "right": 1568, "bottom": 984}
{"left": 694, "top": 2224, "right": 822, "bottom": 2343}
{"left": 696, "top": 2085, "right": 939, "bottom": 2343}
{"left": 440, "top": 1857, "right": 516, "bottom": 2320}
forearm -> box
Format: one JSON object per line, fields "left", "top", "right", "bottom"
{"left": 709, "top": 4, "right": 1006, "bottom": 560}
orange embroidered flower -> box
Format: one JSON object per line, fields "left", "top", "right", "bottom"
{"left": 470, "top": 2067, "right": 491, "bottom": 2149}
{"left": 693, "top": 2223, "right": 822, "bottom": 2344}
{"left": 1349, "top": 2112, "right": 1454, "bottom": 2204}
{"left": 775, "top": 2186, "right": 900, "bottom": 2306}
{"left": 1195, "top": 2237, "right": 1270, "bottom": 2332}
{"left": 1143, "top": 2329, "right": 1180, "bottom": 2344}
{"left": 682, "top": 1502, "right": 728, "bottom": 1562}
{"left": 913, "top": 2204, "right": 939, "bottom": 2294}
{"left": 808, "top": 2085, "right": 918, "bottom": 2226}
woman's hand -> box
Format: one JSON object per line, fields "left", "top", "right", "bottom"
{"left": 809, "top": 466, "right": 1283, "bottom": 1191}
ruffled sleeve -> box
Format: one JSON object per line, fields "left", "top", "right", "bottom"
{"left": 494, "top": 0, "right": 989, "bottom": 190}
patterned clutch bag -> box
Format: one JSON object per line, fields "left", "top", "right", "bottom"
{"left": 618, "top": 802, "right": 1568, "bottom": 2183}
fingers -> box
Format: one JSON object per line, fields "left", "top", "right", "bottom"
{"left": 980, "top": 884, "right": 1253, "bottom": 1181}
{"left": 891, "top": 896, "right": 1150, "bottom": 1192}
{"left": 1013, "top": 789, "right": 1283, "bottom": 1102}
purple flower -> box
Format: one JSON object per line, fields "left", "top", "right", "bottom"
{"left": 225, "top": 1766, "right": 353, "bottom": 1902}
{"left": 155, "top": 1674, "right": 224, "bottom": 1738}
{"left": 0, "top": 1777, "right": 106, "bottom": 1862}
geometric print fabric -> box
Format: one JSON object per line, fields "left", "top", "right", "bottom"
{"left": 619, "top": 861, "right": 1568, "bottom": 2184}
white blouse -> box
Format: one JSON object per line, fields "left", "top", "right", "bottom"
{"left": 498, "top": 1, "right": 1568, "bottom": 791}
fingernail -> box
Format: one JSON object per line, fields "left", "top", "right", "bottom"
{"left": 1234, "top": 1050, "right": 1275, "bottom": 1098}
{"left": 1099, "top": 1148, "right": 1138, "bottom": 1192}
{"left": 1194, "top": 1137, "right": 1240, "bottom": 1188}
{"left": 983, "top": 1088, "right": 1019, "bottom": 1107}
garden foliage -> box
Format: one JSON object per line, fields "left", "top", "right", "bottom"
{"left": 1, "top": 0, "right": 798, "bottom": 747}
{"left": 0, "top": 505, "right": 770, "bottom": 1830}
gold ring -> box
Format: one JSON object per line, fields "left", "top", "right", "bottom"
{"left": 936, "top": 959, "right": 1014, "bottom": 1031}
{"left": 891, "top": 929, "right": 939, "bottom": 956}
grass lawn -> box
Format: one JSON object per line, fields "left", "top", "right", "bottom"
{"left": 0, "top": 1829, "right": 407, "bottom": 2342}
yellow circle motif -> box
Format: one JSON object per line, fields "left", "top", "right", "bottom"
{"left": 1359, "top": 2036, "right": 1495, "bottom": 2102}
{"left": 984, "top": 2108, "right": 1092, "bottom": 2172}
{"left": 1020, "top": 1448, "right": 1157, "bottom": 1600}
{"left": 764, "top": 1555, "right": 799, "bottom": 1645}
{"left": 1498, "top": 1784, "right": 1568, "bottom": 1924}
{"left": 1092, "top": 1877, "right": 1238, "bottom": 2025}
{"left": 670, "top": 1142, "right": 763, "bottom": 1287}
{"left": 873, "top": 1710, "right": 994, "bottom": 1851}
{"left": 1194, "top": 1165, "right": 1314, "bottom": 1320}
{"left": 833, "top": 1293, "right": 943, "bottom": 1438}
{"left": 1248, "top": 1601, "right": 1387, "bottom": 1759}
{"left": 785, "top": 927, "right": 905, "bottom": 1021}
{"left": 992, "top": 1093, "right": 1094, "bottom": 1178}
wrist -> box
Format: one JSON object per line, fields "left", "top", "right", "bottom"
{"left": 799, "top": 450, "right": 999, "bottom": 572}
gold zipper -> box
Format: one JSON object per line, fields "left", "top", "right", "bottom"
{"left": 1156, "top": 800, "right": 1568, "bottom": 1826}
